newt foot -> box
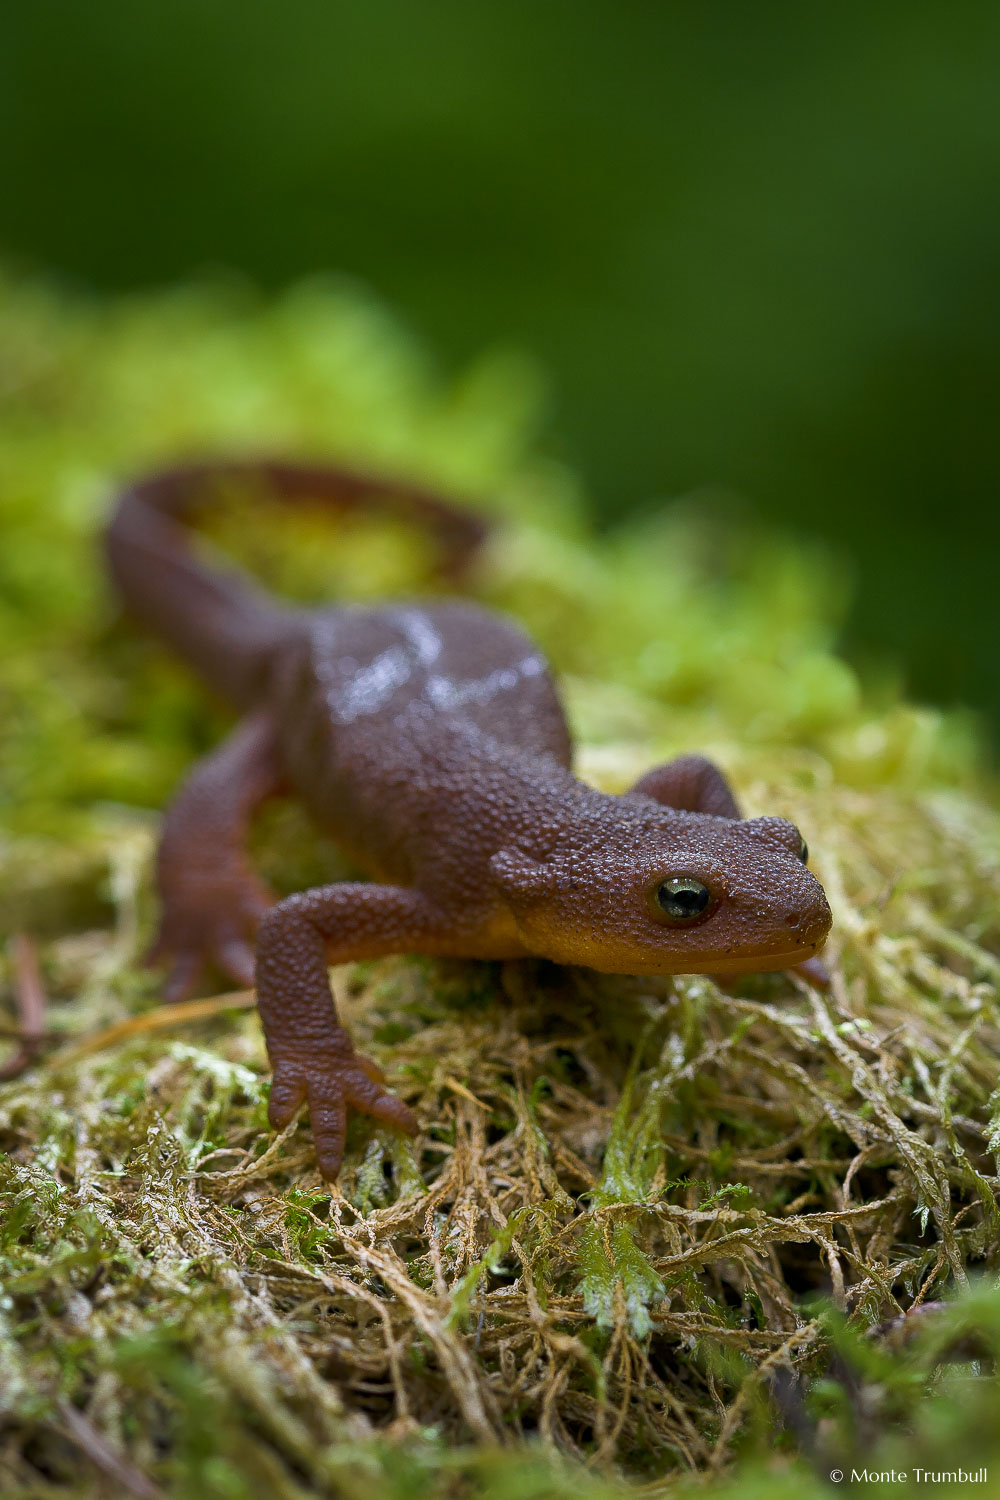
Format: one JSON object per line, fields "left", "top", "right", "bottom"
{"left": 791, "top": 954, "right": 831, "bottom": 988}
{"left": 267, "top": 1026, "right": 417, "bottom": 1179}
{"left": 147, "top": 882, "right": 272, "bottom": 1001}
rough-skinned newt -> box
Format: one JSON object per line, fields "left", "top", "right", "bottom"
{"left": 105, "top": 460, "right": 832, "bottom": 1179}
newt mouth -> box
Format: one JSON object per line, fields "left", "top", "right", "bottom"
{"left": 585, "top": 938, "right": 828, "bottom": 978}
{"left": 696, "top": 939, "right": 826, "bottom": 976}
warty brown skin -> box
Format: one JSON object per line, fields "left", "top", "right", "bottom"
{"left": 105, "top": 460, "right": 833, "bottom": 1179}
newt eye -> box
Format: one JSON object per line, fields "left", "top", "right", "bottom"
{"left": 798, "top": 837, "right": 809, "bottom": 864}
{"left": 654, "top": 877, "right": 711, "bottom": 922}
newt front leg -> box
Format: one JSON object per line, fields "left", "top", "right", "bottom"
{"left": 149, "top": 712, "right": 282, "bottom": 998}
{"left": 256, "top": 882, "right": 449, "bottom": 1178}
{"left": 629, "top": 753, "right": 741, "bottom": 819}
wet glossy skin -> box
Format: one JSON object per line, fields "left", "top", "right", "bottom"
{"left": 105, "top": 461, "right": 833, "bottom": 1178}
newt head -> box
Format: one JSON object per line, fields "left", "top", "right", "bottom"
{"left": 490, "top": 810, "right": 832, "bottom": 976}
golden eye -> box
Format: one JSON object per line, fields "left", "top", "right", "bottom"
{"left": 654, "top": 877, "right": 711, "bottom": 922}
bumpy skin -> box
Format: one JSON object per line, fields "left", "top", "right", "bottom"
{"left": 106, "top": 461, "right": 832, "bottom": 1179}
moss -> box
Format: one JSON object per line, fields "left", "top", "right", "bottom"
{"left": 1, "top": 267, "right": 999, "bottom": 1496}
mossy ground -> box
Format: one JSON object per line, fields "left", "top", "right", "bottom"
{"left": 1, "top": 271, "right": 999, "bottom": 1498}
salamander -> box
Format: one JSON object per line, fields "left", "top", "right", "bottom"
{"left": 105, "top": 460, "right": 832, "bottom": 1179}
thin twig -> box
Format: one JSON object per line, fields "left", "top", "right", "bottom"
{"left": 55, "top": 1400, "right": 166, "bottom": 1500}
{"left": 0, "top": 934, "right": 49, "bottom": 1080}
{"left": 48, "top": 987, "right": 257, "bottom": 1066}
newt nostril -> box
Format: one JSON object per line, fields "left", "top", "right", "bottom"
{"left": 785, "top": 912, "right": 801, "bottom": 930}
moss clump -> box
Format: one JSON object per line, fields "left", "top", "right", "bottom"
{"left": 1, "top": 269, "right": 999, "bottom": 1498}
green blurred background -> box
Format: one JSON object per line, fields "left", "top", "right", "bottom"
{"left": 2, "top": 1, "right": 998, "bottom": 731}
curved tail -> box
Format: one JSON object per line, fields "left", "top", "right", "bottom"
{"left": 105, "top": 458, "right": 489, "bottom": 707}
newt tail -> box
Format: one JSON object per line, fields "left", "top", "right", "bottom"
{"left": 105, "top": 458, "right": 487, "bottom": 706}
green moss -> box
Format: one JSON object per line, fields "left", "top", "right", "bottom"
{"left": 1, "top": 268, "right": 999, "bottom": 1496}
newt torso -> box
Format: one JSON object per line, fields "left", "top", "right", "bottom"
{"left": 271, "top": 600, "right": 572, "bottom": 893}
